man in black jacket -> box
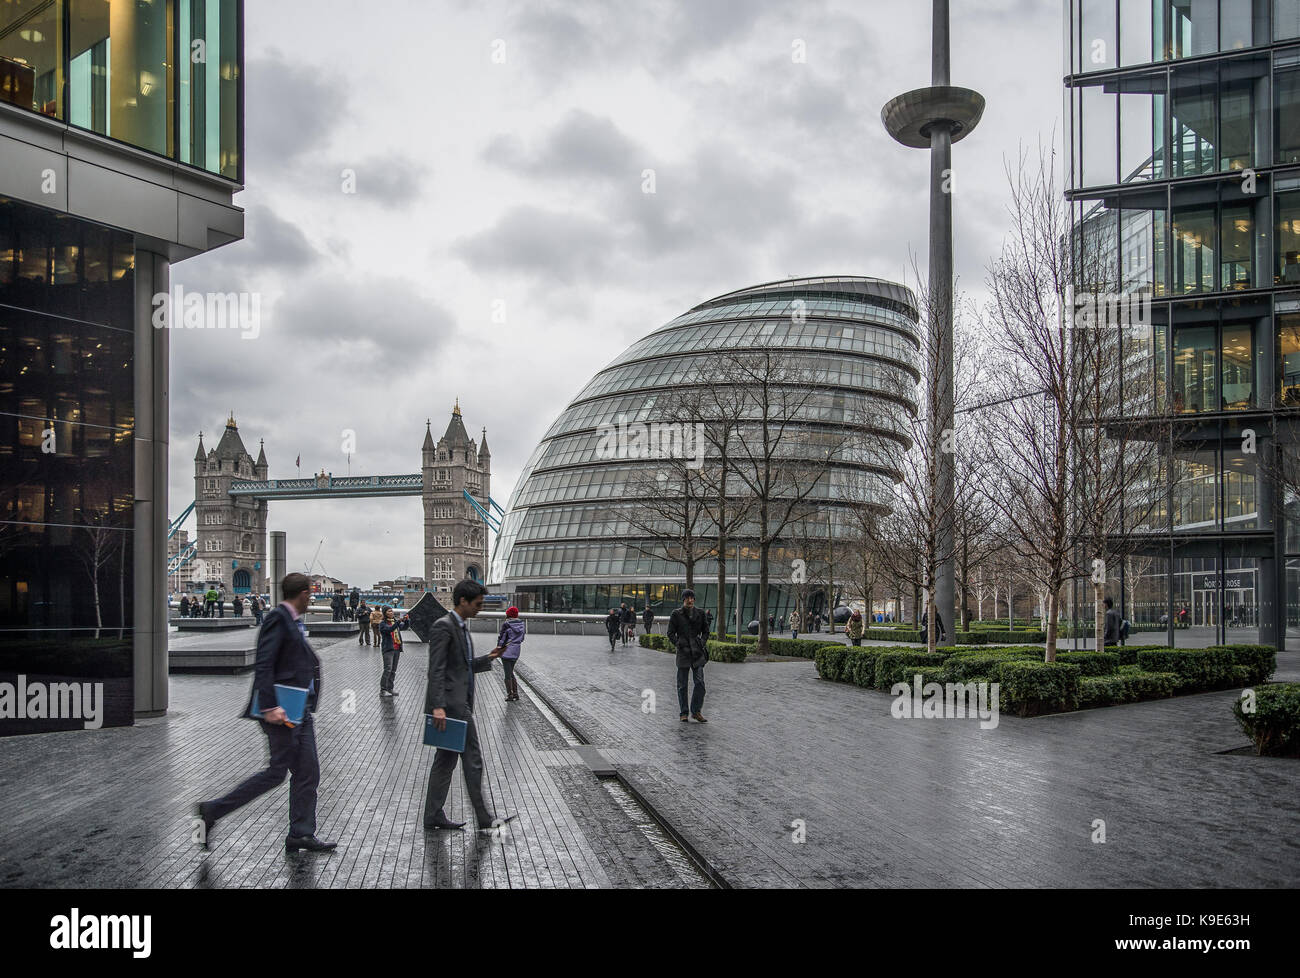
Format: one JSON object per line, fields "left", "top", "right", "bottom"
{"left": 423, "top": 579, "right": 508, "bottom": 832}
{"left": 196, "top": 573, "right": 336, "bottom": 853}
{"left": 604, "top": 609, "right": 621, "bottom": 651}
{"left": 667, "top": 589, "right": 710, "bottom": 723}
{"left": 642, "top": 606, "right": 655, "bottom": 635}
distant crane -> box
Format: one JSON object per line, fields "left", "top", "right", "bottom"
{"left": 304, "top": 539, "right": 325, "bottom": 579}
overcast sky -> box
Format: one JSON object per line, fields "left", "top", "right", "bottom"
{"left": 169, "top": 0, "right": 1061, "bottom": 588}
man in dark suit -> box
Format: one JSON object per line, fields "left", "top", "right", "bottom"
{"left": 668, "top": 588, "right": 709, "bottom": 723}
{"left": 196, "top": 572, "right": 337, "bottom": 853}
{"left": 423, "top": 579, "right": 510, "bottom": 832}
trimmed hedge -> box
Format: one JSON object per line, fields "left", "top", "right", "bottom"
{"left": 706, "top": 640, "right": 749, "bottom": 663}
{"left": 1233, "top": 683, "right": 1300, "bottom": 757}
{"left": 814, "top": 644, "right": 850, "bottom": 682}
{"left": 874, "top": 651, "right": 951, "bottom": 690}
{"left": 1079, "top": 671, "right": 1181, "bottom": 708}
{"left": 639, "top": 633, "right": 669, "bottom": 652}
{"left": 1216, "top": 645, "right": 1277, "bottom": 685}
{"left": 1136, "top": 647, "right": 1236, "bottom": 689}
{"left": 1053, "top": 651, "right": 1120, "bottom": 677}
{"left": 998, "top": 661, "right": 1082, "bottom": 717}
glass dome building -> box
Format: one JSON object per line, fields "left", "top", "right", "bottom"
{"left": 489, "top": 276, "right": 922, "bottom": 620}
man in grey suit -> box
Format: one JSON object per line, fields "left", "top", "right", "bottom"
{"left": 423, "top": 579, "right": 511, "bottom": 832}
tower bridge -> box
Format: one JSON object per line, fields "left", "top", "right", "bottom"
{"left": 175, "top": 404, "right": 496, "bottom": 594}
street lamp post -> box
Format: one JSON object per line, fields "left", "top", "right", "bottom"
{"left": 881, "top": 0, "right": 984, "bottom": 644}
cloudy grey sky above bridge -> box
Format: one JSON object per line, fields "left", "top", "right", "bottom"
{"left": 169, "top": 0, "right": 1059, "bottom": 588}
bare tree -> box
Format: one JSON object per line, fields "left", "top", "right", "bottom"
{"left": 719, "top": 348, "right": 852, "bottom": 654}
{"left": 981, "top": 147, "right": 1077, "bottom": 660}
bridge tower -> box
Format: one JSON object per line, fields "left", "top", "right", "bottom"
{"left": 193, "top": 416, "right": 269, "bottom": 595}
{"left": 423, "top": 402, "right": 491, "bottom": 593}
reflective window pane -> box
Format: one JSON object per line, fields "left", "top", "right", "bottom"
{"left": 1277, "top": 51, "right": 1300, "bottom": 165}
{"left": 178, "top": 0, "right": 241, "bottom": 179}
{"left": 1081, "top": 81, "right": 1119, "bottom": 186}
{"left": 1277, "top": 0, "right": 1300, "bottom": 39}
{"left": 1121, "top": 0, "right": 1159, "bottom": 65}
{"left": 1170, "top": 0, "right": 1219, "bottom": 57}
{"left": 1218, "top": 55, "right": 1268, "bottom": 170}
{"left": 1080, "top": 0, "right": 1118, "bottom": 72}
{"left": 69, "top": 0, "right": 174, "bottom": 157}
{"left": 1171, "top": 63, "right": 1217, "bottom": 175}
{"left": 1280, "top": 312, "right": 1300, "bottom": 404}
{"left": 1119, "top": 70, "right": 1167, "bottom": 181}
{"left": 0, "top": 0, "right": 63, "bottom": 117}
{"left": 1278, "top": 190, "right": 1300, "bottom": 285}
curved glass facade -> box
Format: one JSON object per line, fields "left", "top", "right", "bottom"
{"left": 489, "top": 276, "right": 920, "bottom": 619}
{"left": 1067, "top": 0, "right": 1300, "bottom": 648}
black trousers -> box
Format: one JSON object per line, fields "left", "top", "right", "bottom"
{"left": 424, "top": 715, "right": 490, "bottom": 825}
{"left": 381, "top": 648, "right": 400, "bottom": 691}
{"left": 677, "top": 665, "right": 706, "bottom": 715}
{"left": 501, "top": 657, "right": 516, "bottom": 692}
{"left": 206, "top": 715, "right": 319, "bottom": 838}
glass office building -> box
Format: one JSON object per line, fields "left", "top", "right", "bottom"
{"left": 489, "top": 276, "right": 921, "bottom": 622}
{"left": 1, "top": 0, "right": 244, "bottom": 734}
{"left": 1065, "top": 0, "right": 1300, "bottom": 647}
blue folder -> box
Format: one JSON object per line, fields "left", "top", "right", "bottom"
{"left": 423, "top": 715, "right": 468, "bottom": 752}
{"left": 249, "top": 684, "right": 310, "bottom": 725}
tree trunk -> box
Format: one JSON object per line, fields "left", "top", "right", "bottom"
{"left": 757, "top": 538, "right": 770, "bottom": 654}
{"left": 716, "top": 531, "right": 728, "bottom": 641}
{"left": 1045, "top": 588, "right": 1060, "bottom": 661}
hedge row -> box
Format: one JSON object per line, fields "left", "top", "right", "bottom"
{"left": 1080, "top": 672, "right": 1182, "bottom": 708}
{"left": 813, "top": 642, "right": 1277, "bottom": 717}
{"left": 637, "top": 633, "right": 753, "bottom": 663}
{"left": 1233, "top": 683, "right": 1300, "bottom": 757}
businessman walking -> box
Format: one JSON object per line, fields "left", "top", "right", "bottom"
{"left": 423, "top": 579, "right": 512, "bottom": 832}
{"left": 196, "top": 572, "right": 337, "bottom": 853}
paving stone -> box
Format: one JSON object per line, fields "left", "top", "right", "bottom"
{"left": 516, "top": 635, "right": 1300, "bottom": 888}
{"left": 0, "top": 635, "right": 691, "bottom": 889}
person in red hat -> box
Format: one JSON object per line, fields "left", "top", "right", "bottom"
{"left": 495, "top": 607, "right": 526, "bottom": 702}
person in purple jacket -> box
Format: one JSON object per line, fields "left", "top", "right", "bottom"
{"left": 496, "top": 606, "right": 526, "bottom": 702}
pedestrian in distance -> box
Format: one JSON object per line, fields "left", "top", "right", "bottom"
{"left": 789, "top": 609, "right": 800, "bottom": 640}
{"left": 379, "top": 607, "right": 410, "bottom": 696}
{"left": 250, "top": 593, "right": 264, "bottom": 626}
{"left": 497, "top": 606, "right": 526, "bottom": 702}
{"left": 605, "top": 608, "right": 621, "bottom": 652}
{"left": 195, "top": 572, "right": 336, "bottom": 854}
{"left": 705, "top": 608, "right": 714, "bottom": 638}
{"left": 667, "top": 589, "right": 709, "bottom": 723}
{"left": 620, "top": 603, "right": 635, "bottom": 646}
{"left": 370, "top": 604, "right": 383, "bottom": 646}
{"left": 217, "top": 587, "right": 226, "bottom": 618}
{"left": 422, "top": 579, "right": 511, "bottom": 833}
{"left": 1102, "top": 596, "right": 1122, "bottom": 650}
{"left": 348, "top": 587, "right": 360, "bottom": 622}
{"left": 356, "top": 601, "right": 370, "bottom": 646}
{"left": 642, "top": 605, "right": 655, "bottom": 635}
{"left": 179, "top": 594, "right": 191, "bottom": 618}
{"left": 847, "top": 610, "right": 864, "bottom": 646}
{"left": 233, "top": 595, "right": 244, "bottom": 618}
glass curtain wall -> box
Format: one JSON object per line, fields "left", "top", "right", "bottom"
{"left": 2, "top": 1, "right": 240, "bottom": 180}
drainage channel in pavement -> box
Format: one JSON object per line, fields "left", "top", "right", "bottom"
{"left": 517, "top": 674, "right": 716, "bottom": 889}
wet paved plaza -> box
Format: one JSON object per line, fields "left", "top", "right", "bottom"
{"left": 0, "top": 630, "right": 1296, "bottom": 888}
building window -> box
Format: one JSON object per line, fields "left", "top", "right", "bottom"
{"left": 1279, "top": 191, "right": 1300, "bottom": 285}
{"left": 1280, "top": 312, "right": 1300, "bottom": 404}
{"left": 1277, "top": 50, "right": 1300, "bottom": 164}
{"left": 0, "top": 0, "right": 63, "bottom": 117}
{"left": 1278, "top": 0, "right": 1300, "bottom": 40}
{"left": 1173, "top": 321, "right": 1218, "bottom": 412}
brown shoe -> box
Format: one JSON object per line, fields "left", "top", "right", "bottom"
{"left": 692, "top": 712, "right": 708, "bottom": 723}
{"left": 679, "top": 714, "right": 689, "bottom": 722}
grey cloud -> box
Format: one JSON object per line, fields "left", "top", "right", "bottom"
{"left": 453, "top": 206, "right": 622, "bottom": 283}
{"left": 244, "top": 50, "right": 348, "bottom": 166}
{"left": 482, "top": 110, "right": 640, "bottom": 180}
